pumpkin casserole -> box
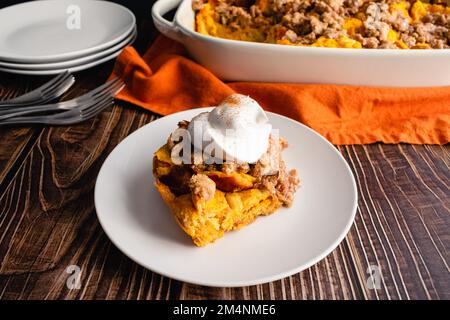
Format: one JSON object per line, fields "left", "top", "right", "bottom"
{"left": 194, "top": 0, "right": 450, "bottom": 49}
{"left": 153, "top": 95, "right": 300, "bottom": 246}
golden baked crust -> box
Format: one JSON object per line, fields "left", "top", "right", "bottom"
{"left": 153, "top": 120, "right": 300, "bottom": 246}
{"left": 155, "top": 179, "right": 281, "bottom": 246}
{"left": 153, "top": 144, "right": 284, "bottom": 246}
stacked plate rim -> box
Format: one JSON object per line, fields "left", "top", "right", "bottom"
{"left": 0, "top": 0, "right": 137, "bottom": 75}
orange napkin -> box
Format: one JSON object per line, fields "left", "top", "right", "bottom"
{"left": 111, "top": 36, "right": 450, "bottom": 145}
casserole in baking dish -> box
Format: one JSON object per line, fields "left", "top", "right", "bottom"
{"left": 194, "top": 0, "right": 450, "bottom": 49}
{"left": 152, "top": 0, "right": 450, "bottom": 86}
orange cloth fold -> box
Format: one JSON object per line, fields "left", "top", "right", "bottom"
{"left": 111, "top": 36, "right": 450, "bottom": 145}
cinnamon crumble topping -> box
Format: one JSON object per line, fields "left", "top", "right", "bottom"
{"left": 189, "top": 174, "right": 217, "bottom": 202}
{"left": 195, "top": 0, "right": 450, "bottom": 49}
{"left": 163, "top": 121, "right": 300, "bottom": 207}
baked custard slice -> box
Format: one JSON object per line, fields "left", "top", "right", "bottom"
{"left": 153, "top": 95, "right": 299, "bottom": 246}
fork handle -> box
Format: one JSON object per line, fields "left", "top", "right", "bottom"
{"left": 0, "top": 98, "right": 83, "bottom": 120}
{"left": 0, "top": 105, "right": 64, "bottom": 121}
{"left": 0, "top": 93, "right": 43, "bottom": 107}
{"left": 0, "top": 97, "right": 53, "bottom": 109}
{"left": 0, "top": 114, "right": 71, "bottom": 126}
{"left": 0, "top": 119, "right": 43, "bottom": 126}
{"left": 0, "top": 118, "right": 67, "bottom": 127}
{"left": 0, "top": 100, "right": 41, "bottom": 109}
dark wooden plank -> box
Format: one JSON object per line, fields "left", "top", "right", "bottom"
{"left": 0, "top": 98, "right": 362, "bottom": 300}
{"left": 0, "top": 96, "right": 448, "bottom": 299}
{"left": 0, "top": 104, "right": 155, "bottom": 299}
{"left": 339, "top": 144, "right": 449, "bottom": 300}
{"left": 0, "top": 75, "right": 43, "bottom": 187}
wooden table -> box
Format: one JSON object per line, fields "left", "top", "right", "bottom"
{"left": 0, "top": 5, "right": 449, "bottom": 300}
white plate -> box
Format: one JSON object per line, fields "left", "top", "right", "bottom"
{"left": 94, "top": 108, "right": 358, "bottom": 287}
{"left": 0, "top": 28, "right": 137, "bottom": 70}
{"left": 0, "top": 32, "right": 136, "bottom": 76}
{"left": 0, "top": 0, "right": 135, "bottom": 63}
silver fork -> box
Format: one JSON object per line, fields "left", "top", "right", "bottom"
{"left": 0, "top": 78, "right": 124, "bottom": 121}
{"left": 0, "top": 71, "right": 75, "bottom": 108}
{"left": 0, "top": 79, "right": 124, "bottom": 126}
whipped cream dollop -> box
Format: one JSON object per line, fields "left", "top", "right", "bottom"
{"left": 187, "top": 94, "right": 272, "bottom": 164}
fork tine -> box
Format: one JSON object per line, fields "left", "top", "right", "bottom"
{"left": 51, "top": 98, "right": 101, "bottom": 120}
{"left": 0, "top": 71, "right": 73, "bottom": 106}
{"left": 40, "top": 74, "right": 75, "bottom": 102}
{"left": 81, "top": 97, "right": 115, "bottom": 120}
{"left": 40, "top": 71, "right": 74, "bottom": 96}
{"left": 73, "top": 78, "right": 123, "bottom": 102}
{"left": 81, "top": 85, "right": 120, "bottom": 115}
{"left": 99, "top": 81, "right": 124, "bottom": 99}
{"left": 34, "top": 71, "right": 71, "bottom": 96}
{"left": 53, "top": 82, "right": 119, "bottom": 119}
{"left": 78, "top": 80, "right": 124, "bottom": 110}
{"left": 82, "top": 83, "right": 121, "bottom": 115}
{"left": 88, "top": 78, "right": 123, "bottom": 99}
{"left": 40, "top": 71, "right": 72, "bottom": 95}
{"left": 54, "top": 95, "right": 114, "bottom": 124}
{"left": 0, "top": 78, "right": 124, "bottom": 125}
{"left": 0, "top": 95, "right": 113, "bottom": 126}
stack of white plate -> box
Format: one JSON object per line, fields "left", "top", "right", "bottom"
{"left": 0, "top": 0, "right": 136, "bottom": 75}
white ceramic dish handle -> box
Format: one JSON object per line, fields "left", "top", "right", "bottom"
{"left": 152, "top": 0, "right": 184, "bottom": 43}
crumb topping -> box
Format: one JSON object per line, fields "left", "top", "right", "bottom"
{"left": 189, "top": 174, "right": 217, "bottom": 202}
{"left": 160, "top": 120, "right": 299, "bottom": 207}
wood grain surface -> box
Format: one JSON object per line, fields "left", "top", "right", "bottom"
{"left": 0, "top": 4, "right": 448, "bottom": 300}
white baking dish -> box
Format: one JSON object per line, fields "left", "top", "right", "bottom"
{"left": 152, "top": 0, "right": 450, "bottom": 87}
